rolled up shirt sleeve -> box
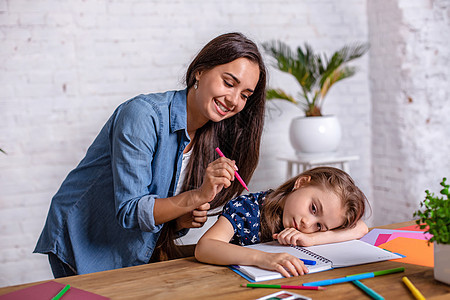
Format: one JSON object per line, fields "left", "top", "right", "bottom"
{"left": 137, "top": 194, "right": 164, "bottom": 232}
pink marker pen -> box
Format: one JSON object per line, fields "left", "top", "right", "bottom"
{"left": 215, "top": 147, "right": 249, "bottom": 191}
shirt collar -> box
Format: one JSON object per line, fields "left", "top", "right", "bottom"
{"left": 169, "top": 88, "right": 188, "bottom": 134}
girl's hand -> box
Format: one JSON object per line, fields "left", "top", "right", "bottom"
{"left": 176, "top": 202, "right": 210, "bottom": 230}
{"left": 254, "top": 251, "right": 309, "bottom": 278}
{"left": 195, "top": 157, "right": 236, "bottom": 205}
{"left": 273, "top": 228, "right": 315, "bottom": 247}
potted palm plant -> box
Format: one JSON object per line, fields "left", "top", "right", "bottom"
{"left": 263, "top": 41, "right": 368, "bottom": 156}
{"left": 413, "top": 177, "right": 450, "bottom": 285}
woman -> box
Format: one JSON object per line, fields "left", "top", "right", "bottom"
{"left": 34, "top": 32, "right": 267, "bottom": 277}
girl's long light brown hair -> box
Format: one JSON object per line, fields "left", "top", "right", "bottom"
{"left": 260, "top": 167, "right": 368, "bottom": 243}
{"left": 151, "top": 32, "right": 267, "bottom": 261}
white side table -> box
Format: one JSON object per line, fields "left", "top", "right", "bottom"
{"left": 278, "top": 155, "right": 359, "bottom": 180}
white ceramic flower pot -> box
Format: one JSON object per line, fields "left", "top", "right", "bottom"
{"left": 434, "top": 242, "right": 450, "bottom": 285}
{"left": 289, "top": 115, "right": 342, "bottom": 157}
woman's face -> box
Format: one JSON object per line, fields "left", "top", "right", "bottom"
{"left": 282, "top": 177, "right": 345, "bottom": 234}
{"left": 189, "top": 57, "right": 260, "bottom": 124}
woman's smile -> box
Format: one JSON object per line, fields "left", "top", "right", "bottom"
{"left": 214, "top": 98, "right": 231, "bottom": 115}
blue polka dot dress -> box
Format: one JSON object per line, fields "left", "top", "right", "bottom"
{"left": 221, "top": 190, "right": 271, "bottom": 246}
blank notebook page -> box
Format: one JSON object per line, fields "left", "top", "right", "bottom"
{"left": 304, "top": 239, "right": 402, "bottom": 267}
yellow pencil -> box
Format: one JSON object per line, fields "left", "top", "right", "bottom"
{"left": 402, "top": 276, "right": 425, "bottom": 300}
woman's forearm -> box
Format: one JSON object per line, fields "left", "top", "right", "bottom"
{"left": 153, "top": 190, "right": 205, "bottom": 225}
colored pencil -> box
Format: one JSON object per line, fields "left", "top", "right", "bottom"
{"left": 241, "top": 284, "right": 325, "bottom": 290}
{"left": 303, "top": 272, "right": 374, "bottom": 286}
{"left": 352, "top": 280, "right": 384, "bottom": 300}
{"left": 303, "top": 267, "right": 404, "bottom": 286}
{"left": 350, "top": 267, "right": 405, "bottom": 278}
{"left": 215, "top": 147, "right": 249, "bottom": 191}
{"left": 402, "top": 276, "right": 425, "bottom": 300}
{"left": 51, "top": 284, "right": 71, "bottom": 300}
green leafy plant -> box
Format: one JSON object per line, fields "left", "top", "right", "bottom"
{"left": 413, "top": 177, "right": 450, "bottom": 245}
{"left": 263, "top": 41, "right": 369, "bottom": 117}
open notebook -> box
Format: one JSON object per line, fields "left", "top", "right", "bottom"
{"left": 231, "top": 239, "right": 403, "bottom": 282}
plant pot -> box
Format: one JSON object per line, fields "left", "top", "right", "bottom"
{"left": 434, "top": 242, "right": 450, "bottom": 285}
{"left": 289, "top": 115, "right": 342, "bottom": 157}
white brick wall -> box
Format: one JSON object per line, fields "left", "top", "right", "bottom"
{"left": 368, "top": 0, "right": 450, "bottom": 225}
{"left": 7, "top": 0, "right": 442, "bottom": 287}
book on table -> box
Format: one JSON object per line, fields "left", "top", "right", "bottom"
{"left": 230, "top": 239, "right": 403, "bottom": 282}
{"left": 0, "top": 281, "right": 109, "bottom": 300}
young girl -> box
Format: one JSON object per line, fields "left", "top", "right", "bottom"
{"left": 195, "top": 167, "right": 369, "bottom": 278}
{"left": 34, "top": 32, "right": 267, "bottom": 277}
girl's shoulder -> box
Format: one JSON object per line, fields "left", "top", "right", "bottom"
{"left": 224, "top": 190, "right": 271, "bottom": 212}
{"left": 232, "top": 190, "right": 269, "bottom": 202}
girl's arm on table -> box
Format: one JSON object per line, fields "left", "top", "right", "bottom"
{"left": 274, "top": 220, "right": 369, "bottom": 247}
{"left": 195, "top": 216, "right": 308, "bottom": 277}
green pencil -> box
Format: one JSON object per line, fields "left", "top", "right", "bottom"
{"left": 51, "top": 284, "right": 71, "bottom": 300}
{"left": 348, "top": 267, "right": 405, "bottom": 277}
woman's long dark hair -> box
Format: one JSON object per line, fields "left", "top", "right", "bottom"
{"left": 151, "top": 32, "right": 267, "bottom": 261}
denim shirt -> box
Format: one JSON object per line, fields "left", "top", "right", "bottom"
{"left": 34, "top": 89, "right": 190, "bottom": 274}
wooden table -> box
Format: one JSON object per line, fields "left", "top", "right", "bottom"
{"left": 1, "top": 221, "right": 449, "bottom": 299}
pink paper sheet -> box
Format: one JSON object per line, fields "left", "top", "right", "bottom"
{"left": 374, "top": 234, "right": 391, "bottom": 246}
{"left": 386, "top": 231, "right": 433, "bottom": 243}
{"left": 0, "top": 281, "right": 109, "bottom": 300}
{"left": 360, "top": 228, "right": 418, "bottom": 245}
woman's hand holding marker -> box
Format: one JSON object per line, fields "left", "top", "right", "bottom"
{"left": 177, "top": 150, "right": 240, "bottom": 230}
{"left": 195, "top": 156, "right": 237, "bottom": 204}
{"left": 215, "top": 147, "right": 249, "bottom": 191}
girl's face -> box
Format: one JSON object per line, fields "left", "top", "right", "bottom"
{"left": 190, "top": 57, "right": 260, "bottom": 124}
{"left": 282, "top": 177, "right": 345, "bottom": 233}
